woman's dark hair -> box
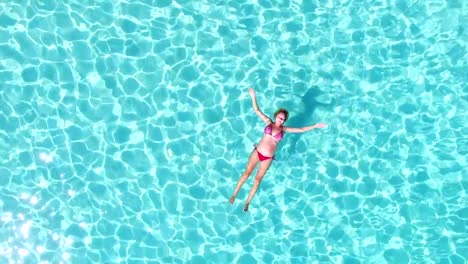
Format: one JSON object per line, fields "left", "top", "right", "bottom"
{"left": 274, "top": 108, "right": 289, "bottom": 122}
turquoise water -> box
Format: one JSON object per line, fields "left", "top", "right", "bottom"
{"left": 0, "top": 0, "right": 467, "bottom": 263}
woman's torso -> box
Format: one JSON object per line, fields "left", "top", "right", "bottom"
{"left": 256, "top": 123, "right": 284, "bottom": 156}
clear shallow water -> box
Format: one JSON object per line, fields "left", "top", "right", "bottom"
{"left": 0, "top": 0, "right": 467, "bottom": 263}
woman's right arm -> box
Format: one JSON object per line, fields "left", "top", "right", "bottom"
{"left": 249, "top": 88, "right": 271, "bottom": 124}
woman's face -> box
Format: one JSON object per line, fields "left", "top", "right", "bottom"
{"left": 275, "top": 112, "right": 286, "bottom": 125}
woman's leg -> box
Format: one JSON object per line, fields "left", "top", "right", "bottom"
{"left": 230, "top": 149, "right": 259, "bottom": 203}
{"left": 243, "top": 158, "right": 273, "bottom": 211}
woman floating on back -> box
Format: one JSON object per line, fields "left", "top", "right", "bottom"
{"left": 229, "top": 88, "right": 327, "bottom": 212}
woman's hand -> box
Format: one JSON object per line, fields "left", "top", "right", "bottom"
{"left": 314, "top": 123, "right": 327, "bottom": 128}
{"left": 248, "top": 88, "right": 256, "bottom": 98}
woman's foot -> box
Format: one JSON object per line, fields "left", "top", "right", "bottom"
{"left": 229, "top": 196, "right": 235, "bottom": 204}
{"left": 243, "top": 203, "right": 249, "bottom": 212}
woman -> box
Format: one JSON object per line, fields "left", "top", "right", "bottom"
{"left": 229, "top": 88, "right": 327, "bottom": 212}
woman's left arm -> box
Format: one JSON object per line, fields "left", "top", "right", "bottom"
{"left": 283, "top": 123, "right": 327, "bottom": 133}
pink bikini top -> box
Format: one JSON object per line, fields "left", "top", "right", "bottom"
{"left": 264, "top": 123, "right": 284, "bottom": 141}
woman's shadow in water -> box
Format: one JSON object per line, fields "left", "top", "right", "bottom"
{"left": 283, "top": 87, "right": 334, "bottom": 156}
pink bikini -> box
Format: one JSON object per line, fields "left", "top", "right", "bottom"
{"left": 264, "top": 123, "right": 284, "bottom": 141}
{"left": 254, "top": 123, "right": 284, "bottom": 161}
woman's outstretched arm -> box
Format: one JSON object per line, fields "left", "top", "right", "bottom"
{"left": 249, "top": 88, "right": 271, "bottom": 124}
{"left": 283, "top": 123, "right": 327, "bottom": 133}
